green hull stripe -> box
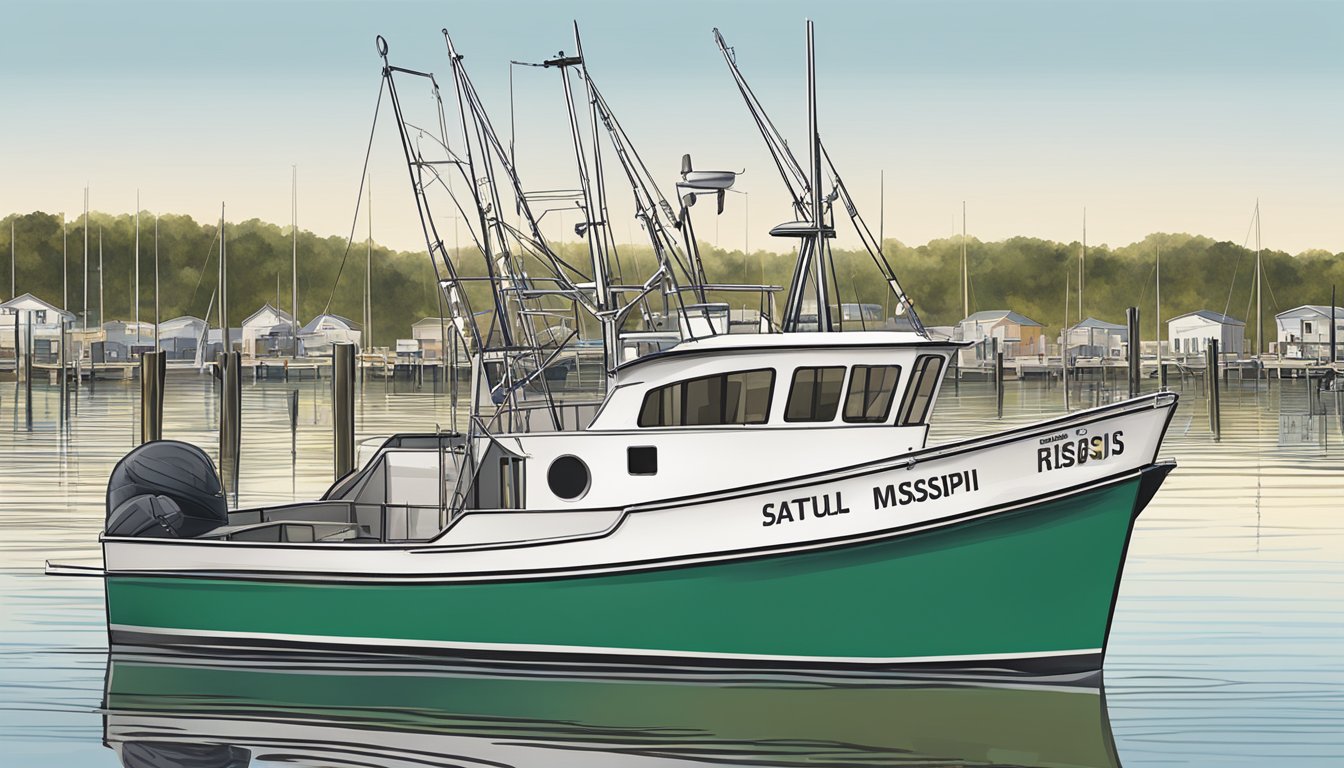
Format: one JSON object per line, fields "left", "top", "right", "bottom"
{"left": 108, "top": 477, "right": 1142, "bottom": 661}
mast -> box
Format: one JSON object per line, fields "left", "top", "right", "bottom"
{"left": 365, "top": 174, "right": 372, "bottom": 351}
{"left": 550, "top": 36, "right": 616, "bottom": 359}
{"left": 154, "top": 214, "right": 160, "bottom": 349}
{"left": 1255, "top": 199, "right": 1262, "bottom": 356}
{"left": 98, "top": 228, "right": 104, "bottom": 328}
{"left": 82, "top": 186, "right": 88, "bottom": 331}
{"left": 962, "top": 201, "right": 968, "bottom": 319}
{"left": 292, "top": 165, "right": 298, "bottom": 356}
{"left": 135, "top": 190, "right": 140, "bottom": 344}
{"left": 9, "top": 219, "right": 13, "bottom": 299}
{"left": 1156, "top": 244, "right": 1161, "bottom": 370}
{"left": 1079, "top": 207, "right": 1086, "bottom": 320}
{"left": 219, "top": 203, "right": 228, "bottom": 353}
{"left": 62, "top": 213, "right": 67, "bottom": 311}
{"left": 806, "top": 20, "right": 832, "bottom": 332}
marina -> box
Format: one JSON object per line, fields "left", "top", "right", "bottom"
{"left": 1, "top": 374, "right": 1340, "bottom": 766}
{"left": 3, "top": 2, "right": 1342, "bottom": 766}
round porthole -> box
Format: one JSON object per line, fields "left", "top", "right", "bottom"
{"left": 547, "top": 455, "right": 590, "bottom": 501}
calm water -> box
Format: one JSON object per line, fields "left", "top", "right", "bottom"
{"left": 0, "top": 369, "right": 1340, "bottom": 766}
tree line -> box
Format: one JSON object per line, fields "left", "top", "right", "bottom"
{"left": 3, "top": 210, "right": 1341, "bottom": 346}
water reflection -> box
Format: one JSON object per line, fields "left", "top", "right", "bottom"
{"left": 104, "top": 649, "right": 1121, "bottom": 768}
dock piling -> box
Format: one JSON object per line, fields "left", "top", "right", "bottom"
{"left": 1126, "top": 306, "right": 1140, "bottom": 397}
{"left": 288, "top": 388, "right": 299, "bottom": 460}
{"left": 1206, "top": 339, "right": 1221, "bottom": 440}
{"left": 219, "top": 351, "right": 242, "bottom": 503}
{"left": 23, "top": 315, "right": 33, "bottom": 431}
{"left": 333, "top": 342, "right": 356, "bottom": 480}
{"left": 995, "top": 350, "right": 1005, "bottom": 418}
{"left": 139, "top": 351, "right": 166, "bottom": 443}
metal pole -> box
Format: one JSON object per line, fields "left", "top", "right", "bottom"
{"left": 1126, "top": 306, "right": 1140, "bottom": 398}
{"left": 220, "top": 350, "right": 241, "bottom": 504}
{"left": 292, "top": 165, "right": 299, "bottom": 357}
{"left": 806, "top": 20, "right": 831, "bottom": 332}
{"left": 134, "top": 190, "right": 140, "bottom": 346}
{"left": 83, "top": 187, "right": 89, "bottom": 332}
{"left": 154, "top": 214, "right": 160, "bottom": 350}
{"left": 140, "top": 350, "right": 165, "bottom": 443}
{"left": 333, "top": 342, "right": 356, "bottom": 480}
{"left": 221, "top": 204, "right": 230, "bottom": 353}
{"left": 62, "top": 213, "right": 68, "bottom": 312}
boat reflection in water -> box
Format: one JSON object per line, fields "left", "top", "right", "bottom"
{"left": 103, "top": 648, "right": 1122, "bottom": 768}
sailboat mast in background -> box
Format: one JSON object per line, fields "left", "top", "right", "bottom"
{"left": 961, "top": 201, "right": 968, "bottom": 319}
{"left": 135, "top": 190, "right": 140, "bottom": 345}
{"left": 1079, "top": 207, "right": 1086, "bottom": 320}
{"left": 1255, "top": 199, "right": 1262, "bottom": 356}
{"left": 83, "top": 186, "right": 89, "bottom": 331}
{"left": 292, "top": 165, "right": 299, "bottom": 357}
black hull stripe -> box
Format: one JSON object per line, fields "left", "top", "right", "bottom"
{"left": 107, "top": 630, "right": 1105, "bottom": 681}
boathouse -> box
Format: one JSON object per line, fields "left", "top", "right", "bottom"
{"left": 1167, "top": 311, "right": 1245, "bottom": 358}
{"left": 0, "top": 293, "right": 75, "bottom": 361}
{"left": 156, "top": 315, "right": 207, "bottom": 360}
{"left": 102, "top": 320, "right": 157, "bottom": 358}
{"left": 298, "top": 314, "right": 361, "bottom": 356}
{"left": 240, "top": 304, "right": 297, "bottom": 357}
{"left": 1275, "top": 305, "right": 1344, "bottom": 360}
{"left": 955, "top": 310, "right": 1045, "bottom": 361}
{"left": 1060, "top": 317, "right": 1128, "bottom": 361}
{"left": 412, "top": 316, "right": 448, "bottom": 359}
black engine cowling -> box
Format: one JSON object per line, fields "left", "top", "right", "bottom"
{"left": 106, "top": 441, "right": 228, "bottom": 538}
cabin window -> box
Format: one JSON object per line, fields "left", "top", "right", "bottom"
{"left": 547, "top": 455, "right": 589, "bottom": 500}
{"left": 843, "top": 365, "right": 902, "bottom": 423}
{"left": 784, "top": 366, "right": 846, "bottom": 422}
{"left": 499, "top": 457, "right": 525, "bottom": 509}
{"left": 897, "top": 355, "right": 945, "bottom": 426}
{"left": 637, "top": 369, "right": 775, "bottom": 427}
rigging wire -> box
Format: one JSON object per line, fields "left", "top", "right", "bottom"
{"left": 186, "top": 224, "right": 221, "bottom": 311}
{"left": 321, "top": 77, "right": 386, "bottom": 316}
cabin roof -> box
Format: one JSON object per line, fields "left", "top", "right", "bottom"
{"left": 614, "top": 331, "right": 957, "bottom": 375}
{"left": 0, "top": 293, "right": 74, "bottom": 318}
{"left": 1067, "top": 316, "right": 1127, "bottom": 331}
{"left": 241, "top": 303, "right": 295, "bottom": 327}
{"left": 299, "top": 314, "right": 359, "bottom": 334}
{"left": 1168, "top": 310, "right": 1245, "bottom": 326}
{"left": 1275, "top": 305, "right": 1344, "bottom": 320}
{"left": 961, "top": 310, "right": 1043, "bottom": 327}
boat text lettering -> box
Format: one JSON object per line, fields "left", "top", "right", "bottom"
{"left": 1037, "top": 430, "right": 1124, "bottom": 472}
{"left": 761, "top": 492, "right": 851, "bottom": 527}
{"left": 871, "top": 469, "right": 980, "bottom": 512}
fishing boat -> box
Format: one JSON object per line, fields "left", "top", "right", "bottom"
{"left": 101, "top": 648, "right": 1124, "bottom": 768}
{"left": 88, "top": 23, "right": 1177, "bottom": 676}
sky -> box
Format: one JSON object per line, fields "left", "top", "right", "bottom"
{"left": 2, "top": 0, "right": 1341, "bottom": 256}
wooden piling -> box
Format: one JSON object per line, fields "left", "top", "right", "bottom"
{"left": 1206, "top": 339, "right": 1221, "bottom": 439}
{"left": 333, "top": 342, "right": 356, "bottom": 480}
{"left": 139, "top": 350, "right": 166, "bottom": 443}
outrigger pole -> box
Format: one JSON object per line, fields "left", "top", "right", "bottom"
{"left": 713, "top": 24, "right": 924, "bottom": 335}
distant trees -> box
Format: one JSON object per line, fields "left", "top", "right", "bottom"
{"left": 2, "top": 210, "right": 1340, "bottom": 346}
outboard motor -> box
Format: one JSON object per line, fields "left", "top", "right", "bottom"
{"left": 106, "top": 441, "right": 228, "bottom": 538}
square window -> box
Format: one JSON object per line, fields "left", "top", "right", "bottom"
{"left": 628, "top": 446, "right": 658, "bottom": 475}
